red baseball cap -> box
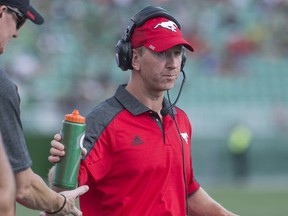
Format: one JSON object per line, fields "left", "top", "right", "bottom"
{"left": 131, "top": 17, "right": 193, "bottom": 52}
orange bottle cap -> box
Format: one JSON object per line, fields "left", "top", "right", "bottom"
{"left": 64, "top": 110, "right": 85, "bottom": 123}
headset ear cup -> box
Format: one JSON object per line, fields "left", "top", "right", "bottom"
{"left": 125, "top": 42, "right": 133, "bottom": 70}
{"left": 115, "top": 39, "right": 133, "bottom": 71}
{"left": 115, "top": 39, "right": 123, "bottom": 69}
{"left": 181, "top": 49, "right": 186, "bottom": 71}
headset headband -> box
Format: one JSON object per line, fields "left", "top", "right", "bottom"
{"left": 123, "top": 6, "right": 181, "bottom": 42}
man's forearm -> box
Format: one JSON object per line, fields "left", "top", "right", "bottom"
{"left": 15, "top": 168, "right": 64, "bottom": 213}
{"left": 188, "top": 187, "right": 238, "bottom": 216}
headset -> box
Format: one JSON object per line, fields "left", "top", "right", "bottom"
{"left": 115, "top": 6, "right": 186, "bottom": 71}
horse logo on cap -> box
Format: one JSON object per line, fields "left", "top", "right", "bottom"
{"left": 154, "top": 20, "right": 177, "bottom": 32}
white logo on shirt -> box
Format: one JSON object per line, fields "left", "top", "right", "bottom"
{"left": 180, "top": 132, "right": 189, "bottom": 144}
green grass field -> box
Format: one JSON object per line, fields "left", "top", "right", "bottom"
{"left": 16, "top": 185, "right": 288, "bottom": 216}
{"left": 208, "top": 186, "right": 288, "bottom": 216}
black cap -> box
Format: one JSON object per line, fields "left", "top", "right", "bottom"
{"left": 0, "top": 0, "right": 44, "bottom": 24}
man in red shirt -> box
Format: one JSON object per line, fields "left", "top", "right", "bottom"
{"left": 48, "top": 6, "right": 237, "bottom": 216}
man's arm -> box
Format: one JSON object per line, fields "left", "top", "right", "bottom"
{"left": 188, "top": 187, "right": 238, "bottom": 216}
{"left": 15, "top": 167, "right": 88, "bottom": 215}
{"left": 0, "top": 135, "right": 16, "bottom": 216}
{"left": 15, "top": 168, "right": 64, "bottom": 212}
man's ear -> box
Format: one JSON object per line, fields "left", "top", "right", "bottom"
{"left": 0, "top": 5, "right": 8, "bottom": 18}
{"left": 0, "top": 6, "right": 6, "bottom": 17}
{"left": 131, "top": 49, "right": 141, "bottom": 71}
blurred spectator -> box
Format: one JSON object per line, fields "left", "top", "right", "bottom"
{"left": 228, "top": 124, "right": 252, "bottom": 183}
{"left": 220, "top": 31, "right": 259, "bottom": 75}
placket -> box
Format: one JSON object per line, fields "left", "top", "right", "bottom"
{"left": 148, "top": 110, "right": 166, "bottom": 143}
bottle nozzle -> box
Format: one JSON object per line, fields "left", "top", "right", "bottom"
{"left": 64, "top": 109, "right": 85, "bottom": 123}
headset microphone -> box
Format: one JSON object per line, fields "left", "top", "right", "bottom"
{"left": 160, "top": 70, "right": 186, "bottom": 116}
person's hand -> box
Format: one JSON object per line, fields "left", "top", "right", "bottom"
{"left": 39, "top": 185, "right": 89, "bottom": 216}
{"left": 48, "top": 134, "right": 87, "bottom": 164}
{"left": 48, "top": 134, "right": 64, "bottom": 164}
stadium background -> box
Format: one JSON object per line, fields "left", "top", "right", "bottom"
{"left": 1, "top": 0, "right": 287, "bottom": 215}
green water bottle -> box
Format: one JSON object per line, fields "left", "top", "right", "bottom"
{"left": 53, "top": 109, "right": 86, "bottom": 189}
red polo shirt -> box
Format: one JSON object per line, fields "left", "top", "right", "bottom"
{"left": 78, "top": 85, "right": 200, "bottom": 216}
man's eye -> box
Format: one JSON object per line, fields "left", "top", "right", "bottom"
{"left": 158, "top": 51, "right": 167, "bottom": 56}
{"left": 175, "top": 51, "right": 181, "bottom": 56}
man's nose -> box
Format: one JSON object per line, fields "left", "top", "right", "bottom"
{"left": 166, "top": 54, "right": 178, "bottom": 69}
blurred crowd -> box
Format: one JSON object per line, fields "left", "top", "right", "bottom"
{"left": 1, "top": 0, "right": 288, "bottom": 136}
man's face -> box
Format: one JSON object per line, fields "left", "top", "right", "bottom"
{"left": 133, "top": 45, "right": 183, "bottom": 93}
{"left": 0, "top": 5, "right": 21, "bottom": 54}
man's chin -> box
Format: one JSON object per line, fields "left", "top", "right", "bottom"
{"left": 165, "top": 83, "right": 175, "bottom": 91}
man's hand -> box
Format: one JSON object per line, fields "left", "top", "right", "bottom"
{"left": 41, "top": 134, "right": 89, "bottom": 216}
{"left": 39, "top": 185, "right": 89, "bottom": 216}
{"left": 48, "top": 134, "right": 87, "bottom": 164}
